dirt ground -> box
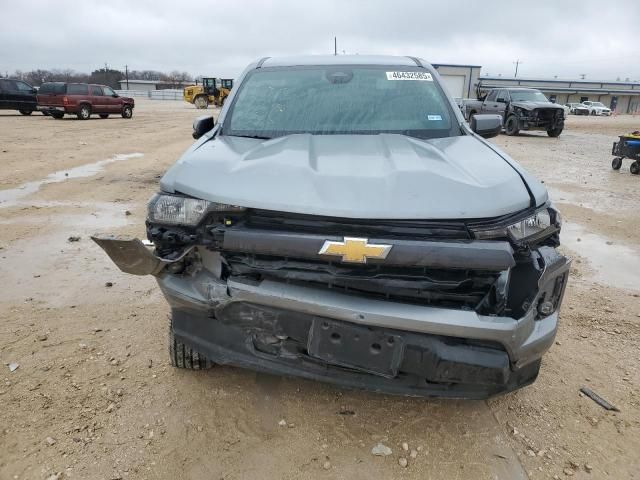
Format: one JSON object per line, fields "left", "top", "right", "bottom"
{"left": 1, "top": 102, "right": 638, "bottom": 480}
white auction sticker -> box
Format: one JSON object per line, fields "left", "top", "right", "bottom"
{"left": 386, "top": 71, "right": 433, "bottom": 81}
{"left": 427, "top": 114, "right": 442, "bottom": 121}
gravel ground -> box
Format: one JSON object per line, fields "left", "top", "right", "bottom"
{"left": 0, "top": 102, "right": 638, "bottom": 479}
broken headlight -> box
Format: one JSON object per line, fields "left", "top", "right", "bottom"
{"left": 147, "top": 193, "right": 246, "bottom": 226}
{"left": 472, "top": 206, "right": 561, "bottom": 244}
{"left": 507, "top": 209, "right": 553, "bottom": 241}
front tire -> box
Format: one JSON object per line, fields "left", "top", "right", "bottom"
{"left": 547, "top": 127, "right": 563, "bottom": 137}
{"left": 590, "top": 110, "right": 596, "bottom": 116}
{"left": 19, "top": 109, "right": 33, "bottom": 115}
{"left": 169, "top": 316, "right": 213, "bottom": 370}
{"left": 77, "top": 104, "right": 91, "bottom": 120}
{"left": 504, "top": 115, "right": 520, "bottom": 136}
{"left": 121, "top": 105, "right": 133, "bottom": 119}
{"left": 612, "top": 157, "right": 623, "bottom": 170}
{"left": 631, "top": 161, "right": 640, "bottom": 175}
{"left": 194, "top": 95, "right": 209, "bottom": 109}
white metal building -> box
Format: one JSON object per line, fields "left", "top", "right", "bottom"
{"left": 478, "top": 76, "right": 640, "bottom": 114}
{"left": 432, "top": 64, "right": 482, "bottom": 99}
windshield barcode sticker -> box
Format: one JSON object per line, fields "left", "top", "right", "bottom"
{"left": 386, "top": 71, "right": 433, "bottom": 81}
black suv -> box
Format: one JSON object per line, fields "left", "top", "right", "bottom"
{"left": 0, "top": 79, "right": 38, "bottom": 115}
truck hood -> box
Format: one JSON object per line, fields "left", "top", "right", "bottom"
{"left": 511, "top": 101, "right": 565, "bottom": 111}
{"left": 160, "top": 133, "right": 541, "bottom": 219}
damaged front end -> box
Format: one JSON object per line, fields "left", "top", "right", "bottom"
{"left": 93, "top": 193, "right": 570, "bottom": 399}
{"left": 512, "top": 106, "right": 565, "bottom": 132}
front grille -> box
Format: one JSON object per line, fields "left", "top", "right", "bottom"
{"left": 535, "top": 109, "right": 561, "bottom": 122}
{"left": 224, "top": 252, "right": 504, "bottom": 313}
{"left": 245, "top": 209, "right": 472, "bottom": 240}
{"left": 217, "top": 210, "right": 521, "bottom": 314}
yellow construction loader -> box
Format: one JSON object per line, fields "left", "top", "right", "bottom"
{"left": 183, "top": 78, "right": 234, "bottom": 109}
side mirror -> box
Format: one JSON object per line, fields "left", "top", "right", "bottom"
{"left": 192, "top": 115, "right": 215, "bottom": 139}
{"left": 112, "top": 93, "right": 119, "bottom": 98}
{"left": 470, "top": 114, "right": 502, "bottom": 139}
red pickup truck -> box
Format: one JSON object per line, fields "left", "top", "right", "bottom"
{"left": 37, "top": 82, "right": 134, "bottom": 120}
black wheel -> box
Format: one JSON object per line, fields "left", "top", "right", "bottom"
{"left": 612, "top": 157, "right": 623, "bottom": 170}
{"left": 19, "top": 109, "right": 33, "bottom": 116}
{"left": 631, "top": 161, "right": 640, "bottom": 175}
{"left": 77, "top": 104, "right": 91, "bottom": 120}
{"left": 169, "top": 316, "right": 213, "bottom": 370}
{"left": 121, "top": 105, "right": 133, "bottom": 119}
{"left": 504, "top": 115, "right": 520, "bottom": 136}
{"left": 194, "top": 95, "right": 209, "bottom": 109}
{"left": 51, "top": 112, "right": 64, "bottom": 119}
{"left": 99, "top": 113, "right": 109, "bottom": 119}
{"left": 590, "top": 110, "right": 596, "bottom": 116}
{"left": 547, "top": 127, "right": 563, "bottom": 137}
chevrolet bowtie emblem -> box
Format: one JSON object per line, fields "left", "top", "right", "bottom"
{"left": 318, "top": 237, "right": 392, "bottom": 264}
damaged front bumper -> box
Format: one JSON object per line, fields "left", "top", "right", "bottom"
{"left": 515, "top": 110, "right": 564, "bottom": 131}
{"left": 94, "top": 234, "right": 570, "bottom": 399}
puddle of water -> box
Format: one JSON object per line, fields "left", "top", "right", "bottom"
{"left": 0, "top": 153, "right": 143, "bottom": 207}
{"left": 0, "top": 201, "right": 157, "bottom": 307}
{"left": 561, "top": 222, "right": 640, "bottom": 291}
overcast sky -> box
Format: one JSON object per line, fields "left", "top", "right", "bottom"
{"left": 2, "top": 0, "right": 639, "bottom": 82}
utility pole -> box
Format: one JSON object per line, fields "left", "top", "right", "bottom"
{"left": 125, "top": 64, "right": 129, "bottom": 89}
{"left": 334, "top": 37, "right": 337, "bottom": 56}
{"left": 104, "top": 62, "right": 108, "bottom": 84}
{"left": 513, "top": 59, "right": 523, "bottom": 78}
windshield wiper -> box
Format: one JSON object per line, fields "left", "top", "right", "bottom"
{"left": 228, "top": 134, "right": 272, "bottom": 140}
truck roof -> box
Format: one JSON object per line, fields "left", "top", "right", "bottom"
{"left": 261, "top": 55, "right": 423, "bottom": 68}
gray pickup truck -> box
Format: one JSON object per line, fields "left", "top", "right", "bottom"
{"left": 466, "top": 87, "right": 565, "bottom": 137}
{"left": 93, "top": 55, "right": 570, "bottom": 399}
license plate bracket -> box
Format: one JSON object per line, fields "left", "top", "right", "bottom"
{"left": 307, "top": 319, "right": 404, "bottom": 378}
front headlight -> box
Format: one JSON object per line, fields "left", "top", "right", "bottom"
{"left": 472, "top": 206, "right": 560, "bottom": 244}
{"left": 507, "top": 210, "right": 552, "bottom": 241}
{"left": 147, "top": 193, "right": 245, "bottom": 226}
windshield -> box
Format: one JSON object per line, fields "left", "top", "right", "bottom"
{"left": 592, "top": 102, "right": 605, "bottom": 107}
{"left": 224, "top": 66, "right": 457, "bottom": 140}
{"left": 509, "top": 90, "right": 549, "bottom": 102}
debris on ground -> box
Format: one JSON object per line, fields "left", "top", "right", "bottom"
{"left": 398, "top": 457, "right": 408, "bottom": 467}
{"left": 580, "top": 387, "right": 620, "bottom": 412}
{"left": 37, "top": 333, "right": 48, "bottom": 341}
{"left": 402, "top": 442, "right": 409, "bottom": 451}
{"left": 278, "top": 419, "right": 287, "bottom": 427}
{"left": 45, "top": 436, "right": 56, "bottom": 446}
{"left": 105, "top": 282, "right": 113, "bottom": 287}
{"left": 8, "top": 362, "right": 19, "bottom": 372}
{"left": 371, "top": 443, "right": 393, "bottom": 456}
{"left": 67, "top": 236, "right": 81, "bottom": 242}
{"left": 323, "top": 461, "right": 331, "bottom": 470}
